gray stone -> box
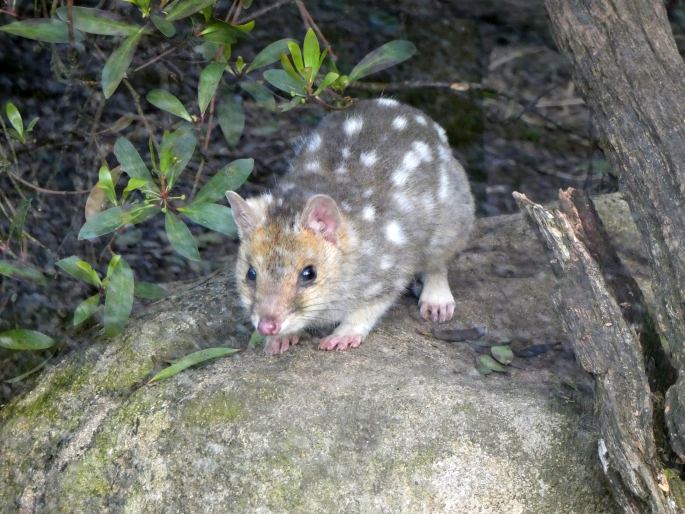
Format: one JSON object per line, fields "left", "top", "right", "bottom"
{"left": 1, "top": 194, "right": 641, "bottom": 513}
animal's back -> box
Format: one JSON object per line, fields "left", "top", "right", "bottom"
{"left": 283, "top": 98, "right": 474, "bottom": 277}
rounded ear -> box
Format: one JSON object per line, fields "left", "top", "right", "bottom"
{"left": 226, "top": 191, "right": 257, "bottom": 238}
{"left": 301, "top": 194, "right": 342, "bottom": 244}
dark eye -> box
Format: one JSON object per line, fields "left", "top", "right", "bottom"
{"left": 246, "top": 266, "right": 257, "bottom": 282}
{"left": 299, "top": 265, "right": 316, "bottom": 284}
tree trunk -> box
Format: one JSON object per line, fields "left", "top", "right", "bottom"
{"left": 514, "top": 191, "right": 677, "bottom": 513}
{"left": 545, "top": 0, "right": 685, "bottom": 461}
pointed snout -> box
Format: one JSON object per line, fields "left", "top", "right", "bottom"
{"left": 257, "top": 317, "right": 282, "bottom": 336}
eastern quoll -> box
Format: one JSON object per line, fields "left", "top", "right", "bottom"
{"left": 227, "top": 98, "right": 475, "bottom": 355}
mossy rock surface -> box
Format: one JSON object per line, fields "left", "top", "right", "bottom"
{"left": 1, "top": 195, "right": 641, "bottom": 513}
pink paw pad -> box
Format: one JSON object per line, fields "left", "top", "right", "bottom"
{"left": 419, "top": 301, "right": 455, "bottom": 323}
{"left": 264, "top": 334, "right": 300, "bottom": 355}
{"left": 318, "top": 335, "right": 363, "bottom": 352}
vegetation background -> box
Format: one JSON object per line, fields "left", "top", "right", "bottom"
{"left": 2, "top": 0, "right": 685, "bottom": 404}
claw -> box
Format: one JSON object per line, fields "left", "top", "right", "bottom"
{"left": 419, "top": 301, "right": 455, "bottom": 323}
{"left": 264, "top": 334, "right": 300, "bottom": 355}
{"left": 318, "top": 334, "right": 363, "bottom": 352}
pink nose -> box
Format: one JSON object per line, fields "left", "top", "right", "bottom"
{"left": 257, "top": 318, "right": 281, "bottom": 336}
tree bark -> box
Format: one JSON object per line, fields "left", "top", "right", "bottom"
{"left": 514, "top": 192, "right": 678, "bottom": 513}
{"left": 545, "top": 0, "right": 685, "bottom": 460}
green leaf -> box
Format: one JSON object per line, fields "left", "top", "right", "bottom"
{"left": 9, "top": 198, "right": 31, "bottom": 244}
{"left": 239, "top": 81, "right": 276, "bottom": 111}
{"left": 247, "top": 330, "right": 265, "bottom": 349}
{"left": 276, "top": 96, "right": 305, "bottom": 112}
{"left": 5, "top": 102, "right": 23, "bottom": 138}
{"left": 199, "top": 19, "right": 250, "bottom": 44}
{"left": 103, "top": 255, "right": 134, "bottom": 337}
{"left": 56, "top": 256, "right": 102, "bottom": 286}
{"left": 98, "top": 165, "right": 117, "bottom": 205}
{"left": 198, "top": 62, "right": 225, "bottom": 116}
{"left": 179, "top": 202, "right": 236, "bottom": 236}
{"left": 148, "top": 347, "right": 240, "bottom": 383}
{"left": 102, "top": 28, "right": 145, "bottom": 99}
{"left": 73, "top": 294, "right": 101, "bottom": 326}
{"left": 314, "top": 71, "right": 339, "bottom": 96}
{"left": 114, "top": 137, "right": 154, "bottom": 183}
{"left": 263, "top": 69, "right": 306, "bottom": 96}
{"left": 146, "top": 89, "right": 192, "bottom": 122}
{"left": 5, "top": 355, "right": 52, "bottom": 383}
{"left": 478, "top": 354, "right": 507, "bottom": 373}
{"left": 0, "top": 260, "right": 46, "bottom": 285}
{"left": 26, "top": 117, "right": 39, "bottom": 132}
{"left": 78, "top": 203, "right": 158, "bottom": 239}
{"left": 194, "top": 158, "right": 254, "bottom": 203}
{"left": 0, "top": 19, "right": 71, "bottom": 43}
{"left": 159, "top": 124, "right": 196, "bottom": 187}
{"left": 56, "top": 7, "right": 142, "bottom": 36}
{"left": 280, "top": 52, "right": 301, "bottom": 83}
{"left": 165, "top": 0, "right": 214, "bottom": 22}
{"left": 217, "top": 95, "right": 244, "bottom": 147}
{"left": 302, "top": 28, "right": 320, "bottom": 74}
{"left": 246, "top": 38, "right": 296, "bottom": 73}
{"left": 349, "top": 40, "right": 416, "bottom": 81}
{"left": 287, "top": 41, "right": 303, "bottom": 72}
{"left": 134, "top": 282, "right": 168, "bottom": 300}
{"left": 124, "top": 177, "right": 152, "bottom": 194}
{"left": 150, "top": 14, "right": 176, "bottom": 37}
{"left": 0, "top": 329, "right": 54, "bottom": 351}
{"left": 491, "top": 345, "right": 514, "bottom": 365}
{"left": 78, "top": 206, "right": 127, "bottom": 239}
{"left": 165, "top": 211, "right": 200, "bottom": 261}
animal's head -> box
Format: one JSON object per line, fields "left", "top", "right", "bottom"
{"left": 226, "top": 191, "right": 348, "bottom": 336}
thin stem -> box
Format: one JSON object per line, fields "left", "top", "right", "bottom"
{"left": 203, "top": 94, "right": 217, "bottom": 151}
{"left": 237, "top": 0, "right": 291, "bottom": 23}
{"left": 190, "top": 158, "right": 206, "bottom": 201}
{"left": 5, "top": 170, "right": 91, "bottom": 195}
{"left": 133, "top": 42, "right": 184, "bottom": 73}
{"left": 295, "top": 0, "right": 337, "bottom": 61}
{"left": 122, "top": 78, "right": 159, "bottom": 152}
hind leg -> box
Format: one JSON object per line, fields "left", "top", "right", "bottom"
{"left": 419, "top": 265, "right": 455, "bottom": 322}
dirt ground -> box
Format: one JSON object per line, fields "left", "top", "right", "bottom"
{"left": 1, "top": 0, "right": 684, "bottom": 404}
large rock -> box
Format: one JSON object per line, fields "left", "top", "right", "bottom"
{"left": 1, "top": 195, "right": 641, "bottom": 513}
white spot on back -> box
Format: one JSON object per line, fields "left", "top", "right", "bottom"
{"left": 361, "top": 241, "right": 374, "bottom": 255}
{"left": 360, "top": 150, "right": 378, "bottom": 167}
{"left": 438, "top": 145, "right": 452, "bottom": 162}
{"left": 361, "top": 205, "right": 375, "bottom": 221}
{"left": 341, "top": 201, "right": 352, "bottom": 212}
{"left": 393, "top": 191, "right": 412, "bottom": 212}
{"left": 304, "top": 160, "right": 320, "bottom": 172}
{"left": 365, "top": 283, "right": 383, "bottom": 298}
{"left": 343, "top": 117, "right": 363, "bottom": 136}
{"left": 280, "top": 182, "right": 295, "bottom": 192}
{"left": 415, "top": 114, "right": 428, "bottom": 125}
{"left": 363, "top": 189, "right": 374, "bottom": 199}
{"left": 392, "top": 116, "right": 407, "bottom": 130}
{"left": 421, "top": 193, "right": 434, "bottom": 211}
{"left": 439, "top": 166, "right": 451, "bottom": 202}
{"left": 392, "top": 150, "right": 421, "bottom": 186}
{"left": 306, "top": 133, "right": 322, "bottom": 152}
{"left": 341, "top": 147, "right": 351, "bottom": 159}
{"left": 377, "top": 98, "right": 399, "bottom": 107}
{"left": 380, "top": 255, "right": 394, "bottom": 270}
{"left": 335, "top": 165, "right": 347, "bottom": 175}
{"left": 385, "top": 221, "right": 406, "bottom": 245}
{"left": 434, "top": 123, "right": 448, "bottom": 143}
{"left": 411, "top": 141, "right": 433, "bottom": 162}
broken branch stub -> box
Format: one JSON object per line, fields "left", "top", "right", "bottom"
{"left": 513, "top": 191, "right": 678, "bottom": 513}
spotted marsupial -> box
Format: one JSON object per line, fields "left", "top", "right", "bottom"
{"left": 227, "top": 98, "right": 475, "bottom": 355}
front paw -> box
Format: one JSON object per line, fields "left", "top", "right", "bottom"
{"left": 318, "top": 334, "right": 363, "bottom": 352}
{"left": 264, "top": 334, "right": 300, "bottom": 355}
